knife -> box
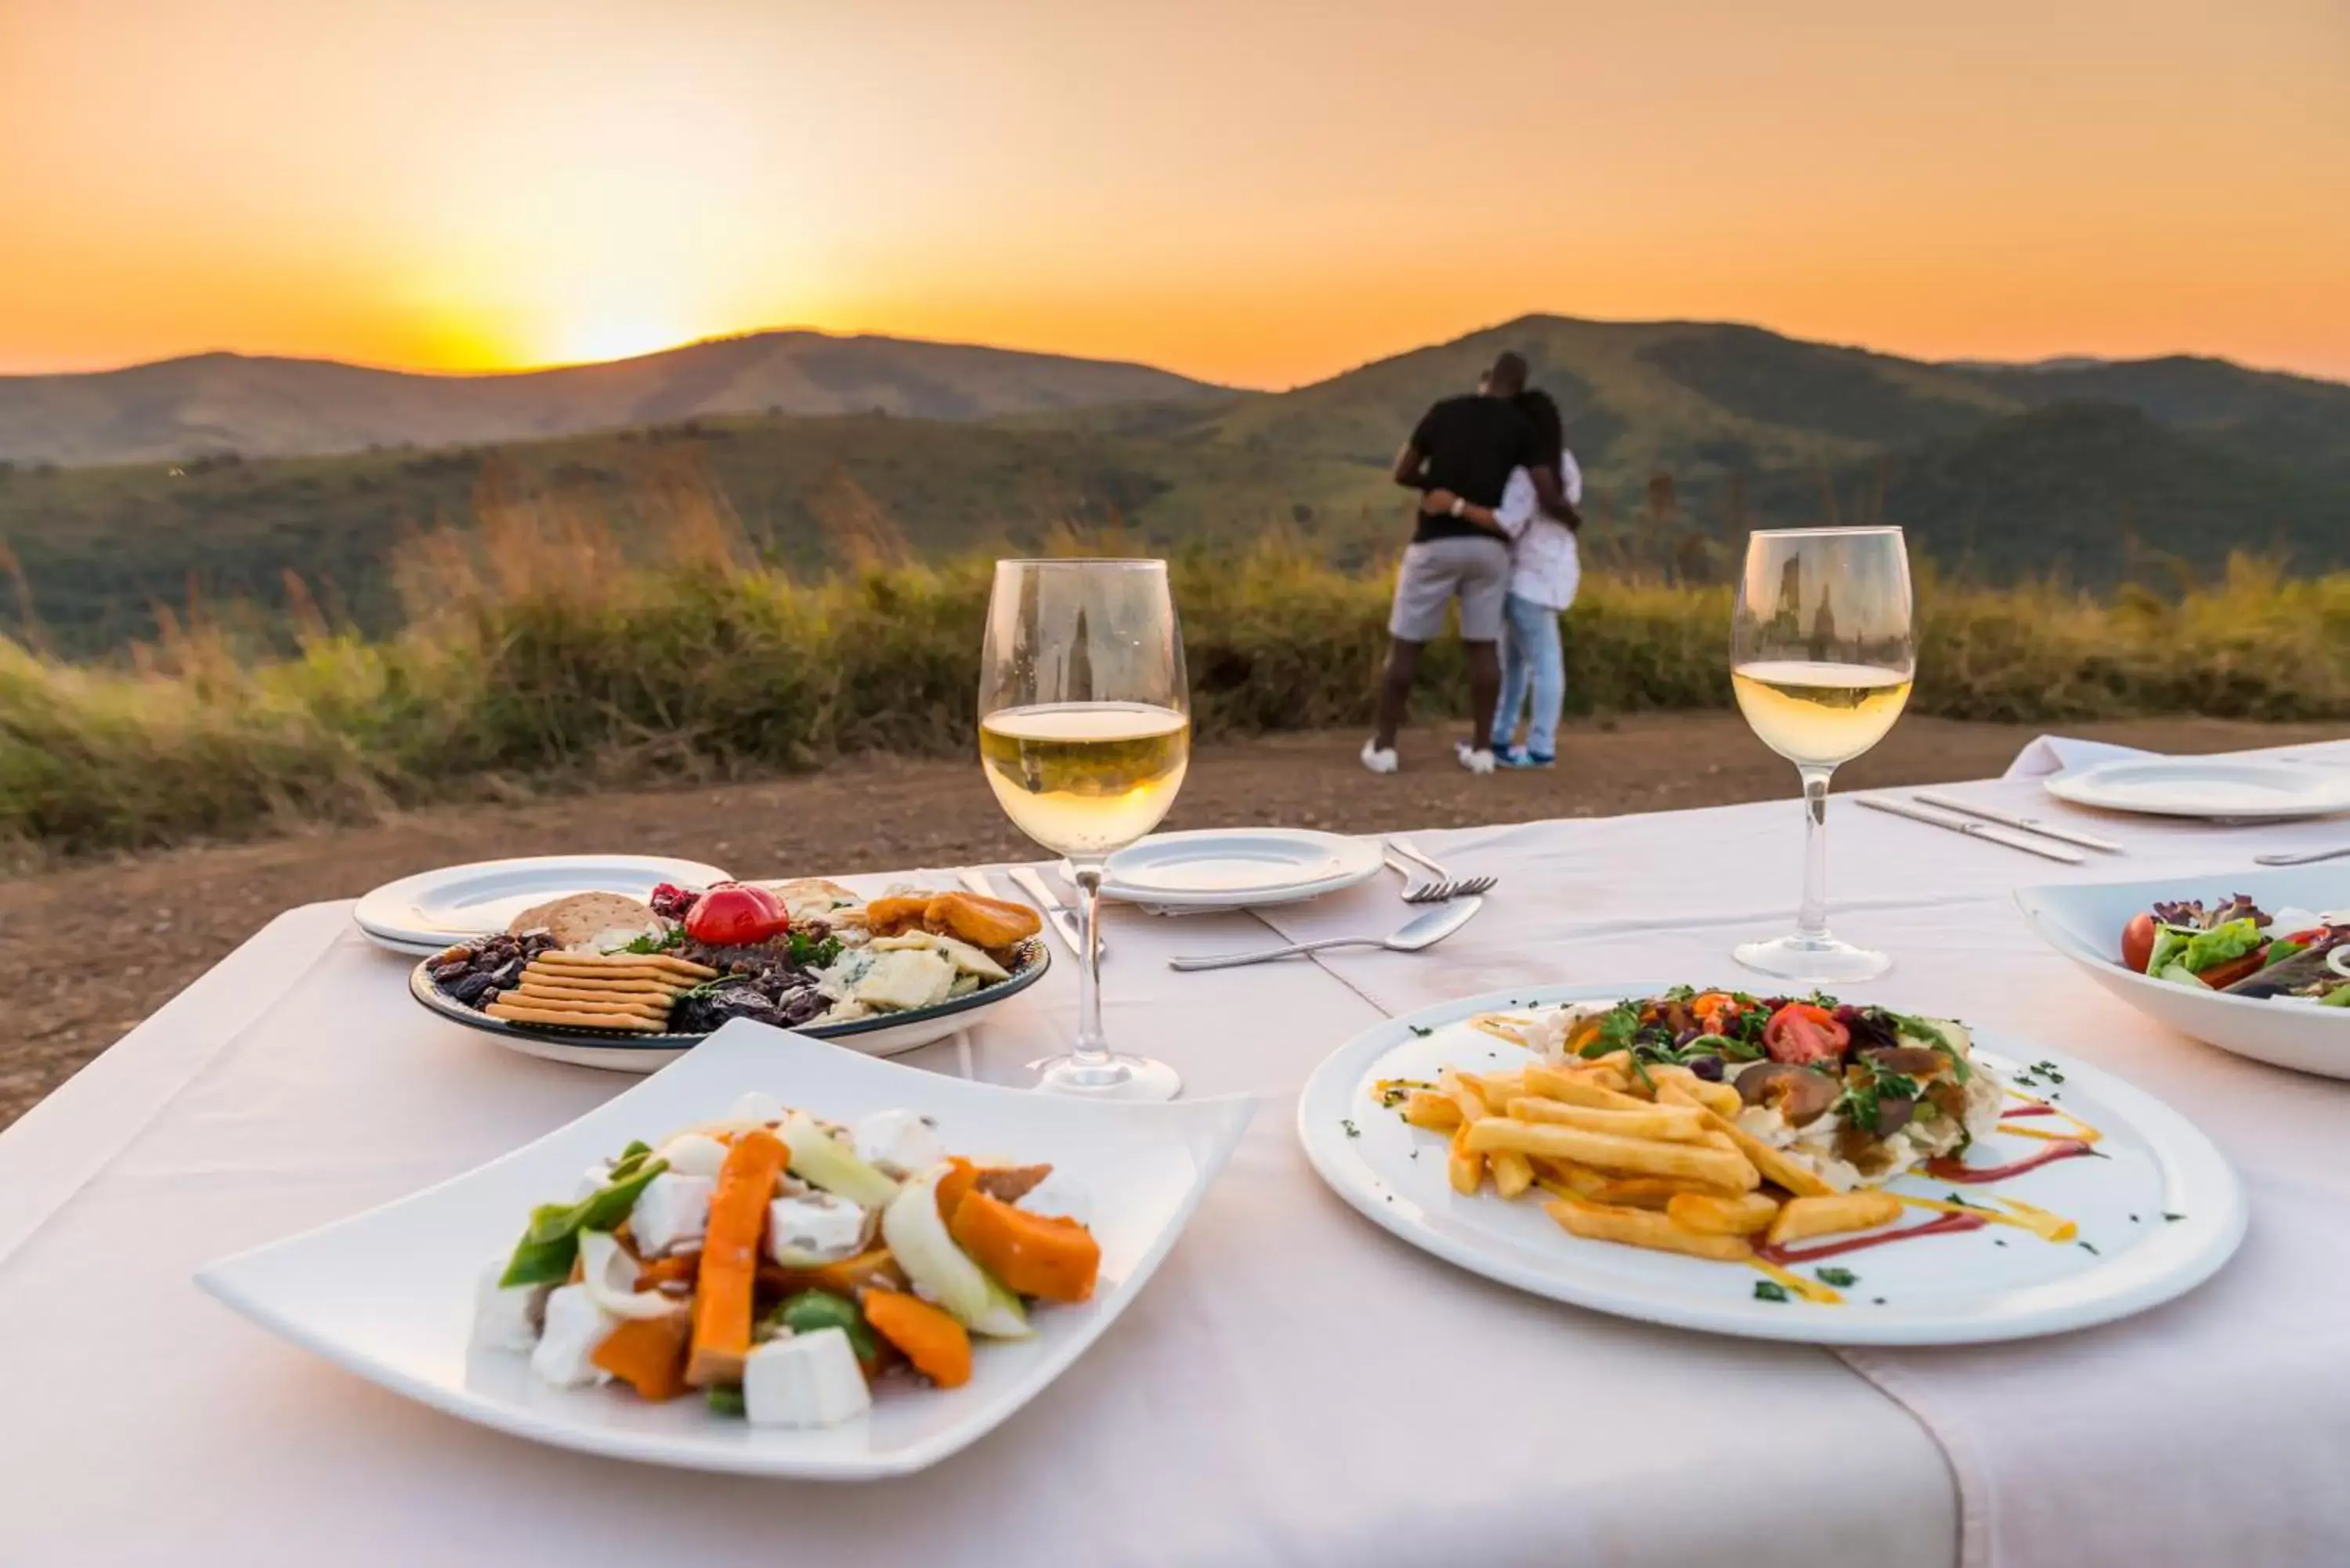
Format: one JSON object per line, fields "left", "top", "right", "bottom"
{"left": 1910, "top": 792, "right": 2125, "bottom": 854}
{"left": 1855, "top": 796, "right": 2087, "bottom": 863}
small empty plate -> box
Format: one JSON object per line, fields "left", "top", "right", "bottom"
{"left": 1098, "top": 829, "right": 1383, "bottom": 908}
{"left": 353, "top": 854, "right": 734, "bottom": 953}
{"left": 2045, "top": 759, "right": 2350, "bottom": 822}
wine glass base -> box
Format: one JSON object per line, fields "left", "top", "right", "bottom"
{"left": 1027, "top": 1052, "right": 1182, "bottom": 1102}
{"left": 1733, "top": 932, "right": 1893, "bottom": 986}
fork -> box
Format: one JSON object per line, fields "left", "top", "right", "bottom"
{"left": 1383, "top": 836, "right": 1497, "bottom": 901}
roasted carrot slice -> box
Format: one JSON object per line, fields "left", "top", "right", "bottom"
{"left": 591, "top": 1310, "right": 692, "bottom": 1401}
{"left": 687, "top": 1126, "right": 789, "bottom": 1386}
{"left": 860, "top": 1286, "right": 973, "bottom": 1389}
{"left": 946, "top": 1189, "right": 1101, "bottom": 1303}
{"left": 933, "top": 1156, "right": 981, "bottom": 1227}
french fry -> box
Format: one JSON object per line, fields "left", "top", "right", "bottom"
{"left": 1654, "top": 1082, "right": 1836, "bottom": 1198}
{"left": 1462, "top": 1118, "right": 1759, "bottom": 1190}
{"left": 1489, "top": 1149, "right": 1535, "bottom": 1199}
{"left": 1545, "top": 1198, "right": 1755, "bottom": 1262}
{"left": 1531, "top": 1158, "right": 1611, "bottom": 1199}
{"left": 1647, "top": 1065, "right": 1743, "bottom": 1122}
{"left": 1446, "top": 1124, "right": 1484, "bottom": 1195}
{"left": 1766, "top": 1191, "right": 1904, "bottom": 1247}
{"left": 1437, "top": 1071, "right": 1494, "bottom": 1121}
{"left": 1460, "top": 1068, "right": 1528, "bottom": 1107}
{"left": 1666, "top": 1191, "right": 1781, "bottom": 1235}
{"left": 1522, "top": 1063, "right": 1652, "bottom": 1112}
{"left": 1587, "top": 1176, "right": 1747, "bottom": 1210}
{"left": 1505, "top": 1096, "right": 1709, "bottom": 1143}
{"left": 1401, "top": 1090, "right": 1462, "bottom": 1132}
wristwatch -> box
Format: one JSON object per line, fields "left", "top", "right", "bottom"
{"left": 1449, "top": 497, "right": 1466, "bottom": 518}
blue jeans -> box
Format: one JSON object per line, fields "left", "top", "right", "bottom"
{"left": 1491, "top": 592, "right": 1564, "bottom": 759}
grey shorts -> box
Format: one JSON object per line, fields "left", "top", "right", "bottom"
{"left": 1387, "top": 535, "right": 1511, "bottom": 642}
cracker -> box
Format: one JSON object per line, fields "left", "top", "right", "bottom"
{"left": 505, "top": 892, "right": 661, "bottom": 948}
{"left": 486, "top": 1001, "right": 670, "bottom": 1032}
{"left": 533, "top": 952, "right": 718, "bottom": 981}
{"left": 522, "top": 963, "right": 693, "bottom": 989}
{"left": 511, "top": 984, "right": 673, "bottom": 1017}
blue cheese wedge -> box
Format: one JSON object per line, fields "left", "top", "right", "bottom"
{"left": 852, "top": 948, "right": 958, "bottom": 1012}
{"left": 870, "top": 931, "right": 1010, "bottom": 982}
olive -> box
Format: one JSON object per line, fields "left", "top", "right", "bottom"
{"left": 1686, "top": 1055, "right": 1726, "bottom": 1082}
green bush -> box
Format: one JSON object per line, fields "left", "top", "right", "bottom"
{"left": 1, "top": 540, "right": 2345, "bottom": 861}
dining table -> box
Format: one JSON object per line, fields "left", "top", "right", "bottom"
{"left": 5, "top": 737, "right": 2349, "bottom": 1568}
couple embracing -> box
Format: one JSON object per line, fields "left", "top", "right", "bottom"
{"left": 1363, "top": 351, "right": 1582, "bottom": 776}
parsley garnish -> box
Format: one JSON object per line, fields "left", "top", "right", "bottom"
{"left": 1340, "top": 1119, "right": 1360, "bottom": 1138}
{"left": 1408, "top": 1024, "right": 1433, "bottom": 1037}
{"left": 2077, "top": 1240, "right": 2099, "bottom": 1255}
{"left": 1752, "top": 1281, "right": 1790, "bottom": 1303}
{"left": 623, "top": 926, "right": 688, "bottom": 955}
{"left": 786, "top": 930, "right": 844, "bottom": 969}
{"left": 2163, "top": 1212, "right": 2186, "bottom": 1223}
{"left": 1815, "top": 1266, "right": 1859, "bottom": 1288}
{"left": 1581, "top": 1002, "right": 1642, "bottom": 1059}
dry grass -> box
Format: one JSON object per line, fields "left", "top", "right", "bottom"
{"left": 2, "top": 471, "right": 2346, "bottom": 860}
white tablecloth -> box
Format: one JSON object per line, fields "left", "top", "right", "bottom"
{"left": 5, "top": 740, "right": 2348, "bottom": 1568}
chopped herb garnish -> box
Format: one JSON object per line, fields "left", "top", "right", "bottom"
{"left": 1993, "top": 1237, "right": 2008, "bottom": 1247}
{"left": 1871, "top": 1296, "right": 1887, "bottom": 1305}
{"left": 2163, "top": 1212, "right": 2186, "bottom": 1223}
{"left": 622, "top": 926, "right": 689, "bottom": 955}
{"left": 2077, "top": 1240, "right": 2100, "bottom": 1255}
{"left": 1815, "top": 1266, "right": 1859, "bottom": 1288}
{"left": 1752, "top": 1281, "right": 1790, "bottom": 1303}
{"left": 1340, "top": 1119, "right": 1361, "bottom": 1138}
{"left": 1408, "top": 1024, "right": 1434, "bottom": 1037}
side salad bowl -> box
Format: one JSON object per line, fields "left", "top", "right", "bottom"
{"left": 2016, "top": 865, "right": 2350, "bottom": 1079}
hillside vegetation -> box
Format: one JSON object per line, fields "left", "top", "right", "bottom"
{"left": 4, "top": 483, "right": 2345, "bottom": 862}
{"left": 4, "top": 316, "right": 2347, "bottom": 656}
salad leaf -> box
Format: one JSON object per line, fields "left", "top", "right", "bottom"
{"left": 623, "top": 927, "right": 688, "bottom": 955}
{"left": 2178, "top": 918, "right": 2265, "bottom": 974}
{"left": 1885, "top": 1011, "right": 1971, "bottom": 1082}
{"left": 788, "top": 930, "right": 845, "bottom": 969}
{"left": 1579, "top": 1003, "right": 1641, "bottom": 1059}
{"left": 2146, "top": 927, "right": 2189, "bottom": 975}
{"left": 498, "top": 1158, "right": 670, "bottom": 1288}
{"left": 1835, "top": 1063, "right": 1921, "bottom": 1136}
{"left": 2150, "top": 895, "right": 2268, "bottom": 931}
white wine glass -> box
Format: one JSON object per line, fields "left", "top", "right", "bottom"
{"left": 978, "top": 559, "right": 1191, "bottom": 1100}
{"left": 1730, "top": 526, "right": 1915, "bottom": 983}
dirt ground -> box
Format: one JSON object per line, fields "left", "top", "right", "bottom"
{"left": 3, "top": 712, "right": 2338, "bottom": 1127}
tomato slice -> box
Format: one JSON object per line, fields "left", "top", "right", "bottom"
{"left": 1762, "top": 1003, "right": 1849, "bottom": 1064}
{"left": 2196, "top": 947, "right": 2269, "bottom": 992}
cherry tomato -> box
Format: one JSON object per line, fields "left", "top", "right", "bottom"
{"left": 2120, "top": 912, "right": 2158, "bottom": 974}
{"left": 684, "top": 883, "right": 788, "bottom": 946}
{"left": 1762, "top": 1003, "right": 1850, "bottom": 1065}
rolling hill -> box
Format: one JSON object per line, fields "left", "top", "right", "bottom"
{"left": 3, "top": 316, "right": 2347, "bottom": 654}
{"left": 0, "top": 331, "right": 1231, "bottom": 467}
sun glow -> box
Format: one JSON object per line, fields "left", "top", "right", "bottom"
{"left": 543, "top": 317, "right": 700, "bottom": 367}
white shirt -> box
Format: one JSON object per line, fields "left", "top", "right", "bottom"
{"left": 1492, "top": 448, "right": 1582, "bottom": 611}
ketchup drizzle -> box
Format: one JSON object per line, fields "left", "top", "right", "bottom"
{"left": 1757, "top": 1210, "right": 1987, "bottom": 1266}
{"left": 1926, "top": 1139, "right": 2099, "bottom": 1183}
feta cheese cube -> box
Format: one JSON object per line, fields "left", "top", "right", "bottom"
{"left": 630, "top": 1172, "right": 715, "bottom": 1255}
{"left": 472, "top": 1263, "right": 546, "bottom": 1353}
{"left": 655, "top": 1132, "right": 729, "bottom": 1180}
{"left": 743, "top": 1328, "right": 872, "bottom": 1428}
{"left": 726, "top": 1090, "right": 787, "bottom": 1126}
{"left": 852, "top": 1108, "right": 946, "bottom": 1179}
{"left": 530, "top": 1284, "right": 616, "bottom": 1388}
{"left": 768, "top": 1190, "right": 873, "bottom": 1265}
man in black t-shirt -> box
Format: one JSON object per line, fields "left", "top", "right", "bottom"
{"left": 1365, "top": 351, "right": 1574, "bottom": 775}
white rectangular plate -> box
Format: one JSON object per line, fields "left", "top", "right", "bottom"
{"left": 198, "top": 1019, "right": 1255, "bottom": 1478}
{"left": 1299, "top": 983, "right": 2245, "bottom": 1345}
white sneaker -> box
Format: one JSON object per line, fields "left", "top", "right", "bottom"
{"left": 1360, "top": 739, "right": 1400, "bottom": 775}
{"left": 1454, "top": 741, "right": 1496, "bottom": 775}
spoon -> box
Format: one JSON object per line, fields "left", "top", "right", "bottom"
{"left": 1167, "top": 898, "right": 1483, "bottom": 971}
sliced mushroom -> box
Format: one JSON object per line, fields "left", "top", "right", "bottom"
{"left": 1734, "top": 1063, "right": 1841, "bottom": 1125}
{"left": 1860, "top": 1046, "right": 1946, "bottom": 1078}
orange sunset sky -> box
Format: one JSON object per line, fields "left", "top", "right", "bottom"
{"left": 2, "top": 0, "right": 2345, "bottom": 388}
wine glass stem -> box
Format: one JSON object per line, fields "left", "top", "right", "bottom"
{"left": 1071, "top": 860, "right": 1110, "bottom": 1066}
{"left": 1798, "top": 764, "right": 1834, "bottom": 942}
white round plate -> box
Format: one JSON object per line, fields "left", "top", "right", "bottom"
{"left": 2016, "top": 866, "right": 2350, "bottom": 1079}
{"left": 1298, "top": 981, "right": 2245, "bottom": 1345}
{"left": 1097, "top": 829, "right": 1383, "bottom": 908}
{"left": 2045, "top": 758, "right": 2350, "bottom": 822}
{"left": 353, "top": 854, "right": 733, "bottom": 952}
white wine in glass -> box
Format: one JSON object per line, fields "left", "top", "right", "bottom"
{"left": 1730, "top": 527, "right": 1915, "bottom": 983}
{"left": 978, "top": 560, "right": 1190, "bottom": 1100}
